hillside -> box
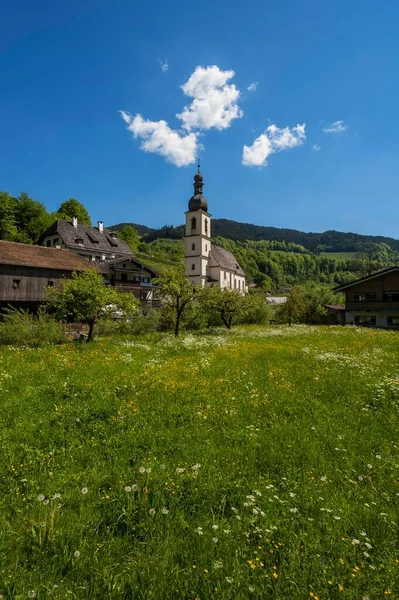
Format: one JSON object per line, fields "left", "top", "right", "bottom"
{"left": 111, "top": 219, "right": 399, "bottom": 254}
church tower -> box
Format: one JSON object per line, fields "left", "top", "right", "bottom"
{"left": 184, "top": 166, "right": 211, "bottom": 286}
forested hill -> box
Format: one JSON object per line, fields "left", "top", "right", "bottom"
{"left": 111, "top": 219, "right": 399, "bottom": 254}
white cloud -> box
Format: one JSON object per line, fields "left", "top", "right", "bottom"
{"left": 177, "top": 65, "right": 243, "bottom": 131}
{"left": 242, "top": 123, "right": 306, "bottom": 167}
{"left": 160, "top": 60, "right": 169, "bottom": 73}
{"left": 322, "top": 120, "right": 348, "bottom": 133}
{"left": 247, "top": 82, "right": 258, "bottom": 92}
{"left": 120, "top": 111, "right": 198, "bottom": 167}
{"left": 312, "top": 144, "right": 321, "bottom": 152}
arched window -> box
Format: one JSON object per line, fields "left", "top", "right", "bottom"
{"left": 191, "top": 217, "right": 197, "bottom": 232}
{"left": 204, "top": 218, "right": 208, "bottom": 235}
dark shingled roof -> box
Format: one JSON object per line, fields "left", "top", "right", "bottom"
{"left": 102, "top": 256, "right": 158, "bottom": 277}
{"left": 0, "top": 241, "right": 96, "bottom": 271}
{"left": 333, "top": 266, "right": 399, "bottom": 292}
{"left": 38, "top": 220, "right": 133, "bottom": 257}
{"left": 210, "top": 245, "right": 245, "bottom": 276}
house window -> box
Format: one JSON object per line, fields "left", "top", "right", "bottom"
{"left": 387, "top": 316, "right": 399, "bottom": 325}
{"left": 383, "top": 291, "right": 399, "bottom": 301}
{"left": 224, "top": 271, "right": 226, "bottom": 280}
{"left": 46, "top": 240, "right": 51, "bottom": 247}
{"left": 353, "top": 292, "right": 376, "bottom": 301}
{"left": 192, "top": 264, "right": 195, "bottom": 271}
{"left": 123, "top": 264, "right": 127, "bottom": 268}
{"left": 192, "top": 243, "right": 195, "bottom": 251}
{"left": 12, "top": 279, "right": 20, "bottom": 290}
{"left": 191, "top": 217, "right": 197, "bottom": 232}
{"left": 354, "top": 315, "right": 376, "bottom": 326}
{"left": 53, "top": 238, "right": 59, "bottom": 245}
{"left": 47, "top": 281, "right": 54, "bottom": 287}
{"left": 121, "top": 273, "right": 128, "bottom": 282}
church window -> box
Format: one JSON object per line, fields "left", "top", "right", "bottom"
{"left": 191, "top": 217, "right": 197, "bottom": 231}
{"left": 205, "top": 218, "right": 208, "bottom": 235}
{"left": 224, "top": 271, "right": 226, "bottom": 280}
{"left": 192, "top": 243, "right": 195, "bottom": 250}
{"left": 205, "top": 244, "right": 207, "bottom": 251}
{"left": 191, "top": 264, "right": 195, "bottom": 271}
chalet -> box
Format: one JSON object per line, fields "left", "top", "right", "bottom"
{"left": 0, "top": 241, "right": 95, "bottom": 312}
{"left": 334, "top": 266, "right": 399, "bottom": 328}
{"left": 184, "top": 168, "right": 247, "bottom": 293}
{"left": 39, "top": 218, "right": 158, "bottom": 303}
{"left": 101, "top": 257, "right": 158, "bottom": 303}
{"left": 39, "top": 218, "right": 133, "bottom": 262}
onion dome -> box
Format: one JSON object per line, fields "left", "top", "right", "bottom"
{"left": 188, "top": 166, "right": 208, "bottom": 212}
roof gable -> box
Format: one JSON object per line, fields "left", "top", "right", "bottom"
{"left": 39, "top": 220, "right": 133, "bottom": 256}
{"left": 334, "top": 266, "right": 399, "bottom": 292}
{"left": 104, "top": 257, "right": 158, "bottom": 276}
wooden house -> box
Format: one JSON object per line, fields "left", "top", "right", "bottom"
{"left": 334, "top": 266, "right": 399, "bottom": 328}
{"left": 0, "top": 241, "right": 95, "bottom": 312}
{"left": 101, "top": 257, "right": 158, "bottom": 304}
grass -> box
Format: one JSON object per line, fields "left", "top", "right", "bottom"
{"left": 0, "top": 325, "right": 398, "bottom": 599}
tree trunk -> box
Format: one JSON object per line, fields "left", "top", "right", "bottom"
{"left": 288, "top": 316, "right": 292, "bottom": 327}
{"left": 175, "top": 310, "right": 181, "bottom": 337}
{"left": 87, "top": 317, "right": 96, "bottom": 342}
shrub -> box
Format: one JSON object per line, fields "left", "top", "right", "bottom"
{"left": 0, "top": 308, "right": 66, "bottom": 347}
{"left": 97, "top": 311, "right": 160, "bottom": 336}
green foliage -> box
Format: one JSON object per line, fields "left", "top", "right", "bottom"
{"left": 0, "top": 308, "right": 66, "bottom": 346}
{"left": 117, "top": 225, "right": 141, "bottom": 253}
{"left": 97, "top": 312, "right": 160, "bottom": 336}
{"left": 47, "top": 270, "right": 139, "bottom": 341}
{"left": 155, "top": 267, "right": 195, "bottom": 336}
{"left": 239, "top": 291, "right": 273, "bottom": 325}
{"left": 57, "top": 198, "right": 92, "bottom": 226}
{"left": 277, "top": 286, "right": 307, "bottom": 325}
{"left": 199, "top": 286, "right": 244, "bottom": 329}
{"left": 0, "top": 326, "right": 398, "bottom": 598}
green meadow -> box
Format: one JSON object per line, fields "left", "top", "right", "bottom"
{"left": 0, "top": 326, "right": 398, "bottom": 599}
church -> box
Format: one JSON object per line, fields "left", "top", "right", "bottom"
{"left": 184, "top": 168, "right": 247, "bottom": 293}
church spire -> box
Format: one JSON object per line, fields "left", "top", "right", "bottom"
{"left": 188, "top": 164, "right": 208, "bottom": 212}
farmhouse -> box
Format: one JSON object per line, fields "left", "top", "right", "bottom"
{"left": 39, "top": 218, "right": 158, "bottom": 303}
{"left": 39, "top": 218, "right": 133, "bottom": 262}
{"left": 0, "top": 240, "right": 95, "bottom": 312}
{"left": 334, "top": 266, "right": 399, "bottom": 328}
{"left": 184, "top": 168, "right": 247, "bottom": 293}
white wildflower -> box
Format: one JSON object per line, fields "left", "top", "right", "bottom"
{"left": 365, "top": 542, "right": 372, "bottom": 549}
{"left": 195, "top": 527, "right": 203, "bottom": 535}
{"left": 176, "top": 467, "right": 185, "bottom": 474}
{"left": 43, "top": 498, "right": 49, "bottom": 505}
{"left": 212, "top": 524, "right": 218, "bottom": 530}
{"left": 352, "top": 538, "right": 360, "bottom": 545}
{"left": 149, "top": 508, "right": 156, "bottom": 517}
{"left": 333, "top": 516, "right": 341, "bottom": 520}
{"left": 376, "top": 454, "right": 382, "bottom": 459}
{"left": 145, "top": 467, "right": 151, "bottom": 474}
{"left": 74, "top": 550, "right": 80, "bottom": 558}
{"left": 225, "top": 577, "right": 233, "bottom": 584}
{"left": 289, "top": 507, "right": 298, "bottom": 514}
{"left": 132, "top": 484, "right": 138, "bottom": 492}
{"left": 162, "top": 507, "right": 169, "bottom": 515}
{"left": 125, "top": 486, "right": 132, "bottom": 493}
{"left": 37, "top": 494, "right": 45, "bottom": 502}
{"left": 212, "top": 537, "right": 218, "bottom": 543}
{"left": 139, "top": 467, "right": 146, "bottom": 473}
{"left": 320, "top": 476, "right": 327, "bottom": 482}
{"left": 81, "top": 487, "right": 88, "bottom": 495}
{"left": 27, "top": 592, "right": 36, "bottom": 598}
{"left": 223, "top": 529, "right": 231, "bottom": 534}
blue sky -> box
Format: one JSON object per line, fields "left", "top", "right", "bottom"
{"left": 1, "top": 0, "right": 399, "bottom": 237}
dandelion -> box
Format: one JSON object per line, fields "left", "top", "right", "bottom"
{"left": 192, "top": 463, "right": 201, "bottom": 470}
{"left": 212, "top": 537, "right": 218, "bottom": 543}
{"left": 132, "top": 484, "right": 138, "bottom": 492}
{"left": 74, "top": 550, "right": 80, "bottom": 558}
{"left": 28, "top": 592, "right": 36, "bottom": 598}
{"left": 37, "top": 494, "right": 45, "bottom": 502}
{"left": 367, "top": 464, "right": 373, "bottom": 469}
{"left": 139, "top": 466, "right": 146, "bottom": 473}
{"left": 43, "top": 498, "right": 49, "bottom": 505}
{"left": 162, "top": 507, "right": 169, "bottom": 515}
{"left": 125, "top": 486, "right": 132, "bottom": 493}
{"left": 81, "top": 487, "right": 88, "bottom": 495}
{"left": 145, "top": 467, "right": 151, "bottom": 474}
{"left": 176, "top": 467, "right": 185, "bottom": 474}
{"left": 149, "top": 508, "right": 156, "bottom": 517}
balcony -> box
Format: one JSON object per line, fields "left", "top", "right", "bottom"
{"left": 346, "top": 300, "right": 399, "bottom": 311}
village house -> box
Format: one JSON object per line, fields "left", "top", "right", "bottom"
{"left": 184, "top": 168, "right": 247, "bottom": 293}
{"left": 334, "top": 266, "right": 399, "bottom": 328}
{"left": 39, "top": 218, "right": 157, "bottom": 303}
{"left": 0, "top": 240, "right": 95, "bottom": 312}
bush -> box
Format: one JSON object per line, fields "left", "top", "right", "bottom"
{"left": 239, "top": 293, "right": 273, "bottom": 325}
{"left": 0, "top": 308, "right": 66, "bottom": 347}
{"left": 96, "top": 311, "right": 160, "bottom": 336}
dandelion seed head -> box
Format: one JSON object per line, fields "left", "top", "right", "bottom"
{"left": 139, "top": 467, "right": 146, "bottom": 473}
{"left": 132, "top": 484, "right": 138, "bottom": 492}
{"left": 37, "top": 494, "right": 45, "bottom": 502}
{"left": 149, "top": 508, "right": 156, "bottom": 516}
{"left": 74, "top": 550, "right": 80, "bottom": 558}
{"left": 125, "top": 486, "right": 132, "bottom": 493}
{"left": 28, "top": 592, "right": 36, "bottom": 598}
{"left": 162, "top": 507, "right": 169, "bottom": 514}
{"left": 81, "top": 487, "right": 88, "bottom": 495}
{"left": 212, "top": 537, "right": 218, "bottom": 543}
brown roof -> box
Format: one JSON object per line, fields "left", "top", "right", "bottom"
{"left": 333, "top": 267, "right": 399, "bottom": 291}
{"left": 0, "top": 241, "right": 96, "bottom": 271}
{"left": 323, "top": 304, "right": 345, "bottom": 311}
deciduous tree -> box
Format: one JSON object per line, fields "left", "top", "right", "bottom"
{"left": 57, "top": 198, "right": 92, "bottom": 226}
{"left": 47, "top": 270, "right": 139, "bottom": 342}
{"left": 155, "top": 267, "right": 194, "bottom": 337}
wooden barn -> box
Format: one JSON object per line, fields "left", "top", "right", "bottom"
{"left": 0, "top": 241, "right": 95, "bottom": 312}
